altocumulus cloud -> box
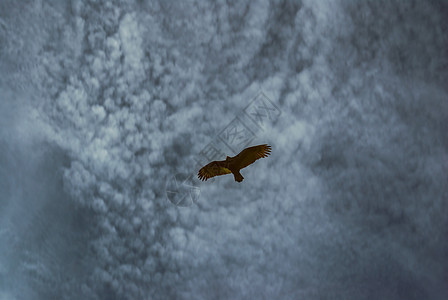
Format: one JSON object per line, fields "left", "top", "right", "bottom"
{"left": 0, "top": 0, "right": 447, "bottom": 299}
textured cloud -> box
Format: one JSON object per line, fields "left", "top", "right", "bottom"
{"left": 0, "top": 0, "right": 447, "bottom": 299}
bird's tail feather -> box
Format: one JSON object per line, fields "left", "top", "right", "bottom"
{"left": 233, "top": 172, "right": 244, "bottom": 182}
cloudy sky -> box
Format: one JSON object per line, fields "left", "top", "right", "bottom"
{"left": 0, "top": 0, "right": 447, "bottom": 299}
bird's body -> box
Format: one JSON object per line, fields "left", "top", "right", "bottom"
{"left": 198, "top": 144, "right": 271, "bottom": 182}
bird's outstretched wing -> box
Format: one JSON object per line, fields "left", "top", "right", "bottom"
{"left": 198, "top": 160, "right": 232, "bottom": 181}
{"left": 233, "top": 144, "right": 271, "bottom": 169}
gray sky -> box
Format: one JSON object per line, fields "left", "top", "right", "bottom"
{"left": 0, "top": 0, "right": 447, "bottom": 299}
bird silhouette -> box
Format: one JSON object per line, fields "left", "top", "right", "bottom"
{"left": 198, "top": 144, "right": 271, "bottom": 182}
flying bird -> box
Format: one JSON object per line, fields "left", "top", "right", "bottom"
{"left": 198, "top": 144, "right": 271, "bottom": 182}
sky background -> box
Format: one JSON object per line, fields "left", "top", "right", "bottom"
{"left": 0, "top": 0, "right": 447, "bottom": 299}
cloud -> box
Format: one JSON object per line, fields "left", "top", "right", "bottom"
{"left": 0, "top": 0, "right": 447, "bottom": 299}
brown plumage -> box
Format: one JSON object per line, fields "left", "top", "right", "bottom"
{"left": 197, "top": 144, "right": 271, "bottom": 182}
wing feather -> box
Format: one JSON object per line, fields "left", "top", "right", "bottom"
{"left": 197, "top": 160, "right": 232, "bottom": 181}
{"left": 232, "top": 144, "right": 271, "bottom": 169}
